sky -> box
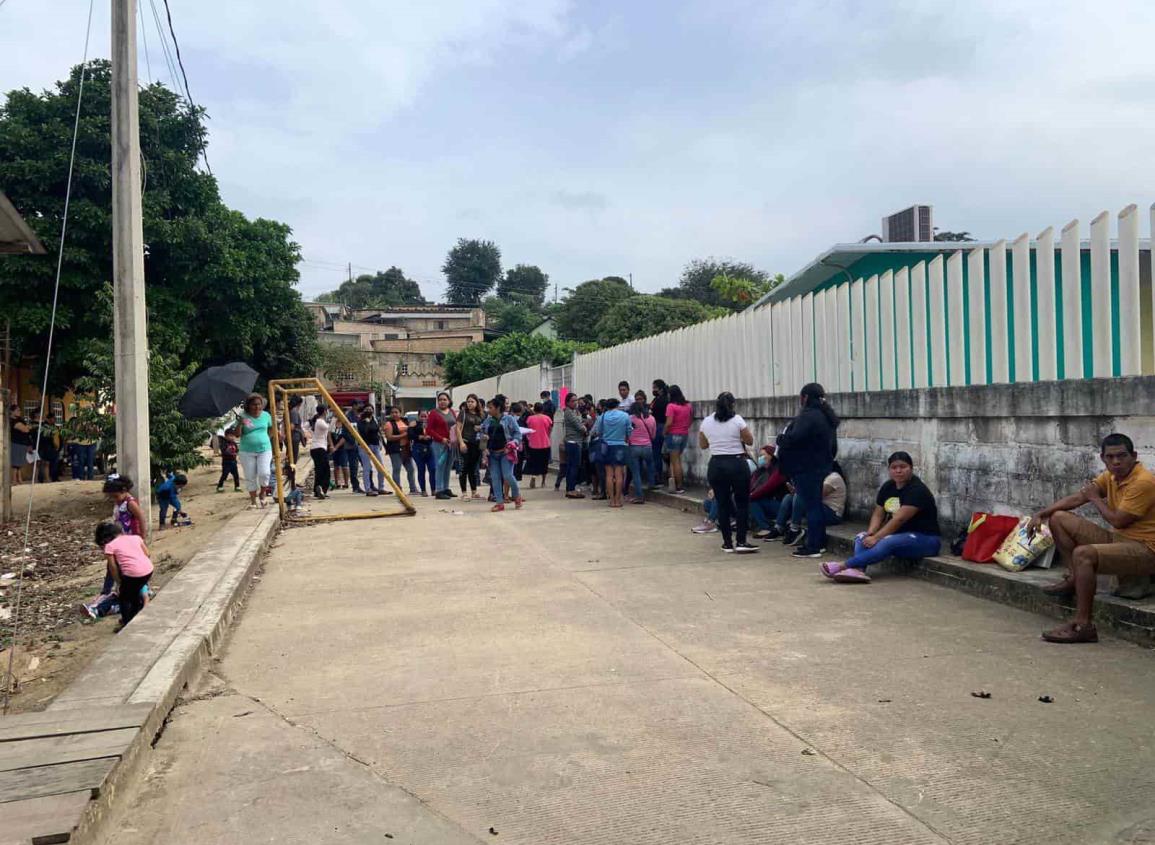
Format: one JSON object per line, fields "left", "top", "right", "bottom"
{"left": 3, "top": 0, "right": 1155, "bottom": 303}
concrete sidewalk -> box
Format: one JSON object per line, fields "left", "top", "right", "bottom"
{"left": 100, "top": 489, "right": 1155, "bottom": 844}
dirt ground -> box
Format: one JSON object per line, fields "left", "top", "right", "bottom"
{"left": 0, "top": 455, "right": 255, "bottom": 713}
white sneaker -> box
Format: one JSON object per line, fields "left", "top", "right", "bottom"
{"left": 733, "top": 543, "right": 760, "bottom": 554}
{"left": 690, "top": 521, "right": 718, "bottom": 534}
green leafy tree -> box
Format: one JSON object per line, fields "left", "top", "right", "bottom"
{"left": 316, "top": 343, "right": 374, "bottom": 386}
{"left": 318, "top": 266, "right": 426, "bottom": 308}
{"left": 0, "top": 61, "right": 317, "bottom": 392}
{"left": 709, "top": 271, "right": 785, "bottom": 307}
{"left": 497, "top": 264, "right": 549, "bottom": 309}
{"left": 933, "top": 230, "right": 975, "bottom": 242}
{"left": 443, "top": 333, "right": 595, "bottom": 386}
{"left": 442, "top": 238, "right": 502, "bottom": 305}
{"left": 483, "top": 296, "right": 541, "bottom": 335}
{"left": 553, "top": 277, "right": 633, "bottom": 342}
{"left": 661, "top": 258, "right": 774, "bottom": 312}
{"left": 594, "top": 294, "right": 719, "bottom": 347}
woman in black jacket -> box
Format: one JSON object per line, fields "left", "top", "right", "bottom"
{"left": 775, "top": 382, "right": 839, "bottom": 559}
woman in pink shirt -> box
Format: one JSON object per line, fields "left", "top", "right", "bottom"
{"left": 96, "top": 521, "right": 154, "bottom": 627}
{"left": 662, "top": 384, "right": 693, "bottom": 494}
{"left": 524, "top": 402, "right": 554, "bottom": 489}
{"left": 627, "top": 392, "right": 658, "bottom": 503}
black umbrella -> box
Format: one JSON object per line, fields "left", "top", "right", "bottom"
{"left": 178, "top": 362, "right": 260, "bottom": 419}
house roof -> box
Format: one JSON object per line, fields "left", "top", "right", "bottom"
{"left": 0, "top": 192, "right": 47, "bottom": 255}
{"left": 751, "top": 237, "right": 1153, "bottom": 309}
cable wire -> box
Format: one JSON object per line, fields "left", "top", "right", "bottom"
{"left": 2, "top": 0, "right": 96, "bottom": 715}
{"left": 160, "top": 0, "right": 212, "bottom": 175}
{"left": 138, "top": 0, "right": 153, "bottom": 83}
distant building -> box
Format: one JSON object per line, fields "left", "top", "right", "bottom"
{"left": 308, "top": 304, "right": 499, "bottom": 411}
{"left": 529, "top": 316, "right": 557, "bottom": 339}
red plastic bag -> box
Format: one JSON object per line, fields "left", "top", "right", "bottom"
{"left": 961, "top": 513, "right": 1021, "bottom": 563}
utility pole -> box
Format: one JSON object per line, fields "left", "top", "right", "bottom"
{"left": 347, "top": 262, "right": 353, "bottom": 285}
{"left": 553, "top": 283, "right": 558, "bottom": 304}
{"left": 628, "top": 272, "right": 633, "bottom": 290}
{"left": 112, "top": 0, "right": 151, "bottom": 523}
{"left": 1, "top": 321, "right": 10, "bottom": 524}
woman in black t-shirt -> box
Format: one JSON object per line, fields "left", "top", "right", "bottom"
{"left": 820, "top": 451, "right": 941, "bottom": 583}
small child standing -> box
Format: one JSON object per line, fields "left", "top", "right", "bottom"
{"left": 104, "top": 475, "right": 145, "bottom": 537}
{"left": 95, "top": 521, "right": 154, "bottom": 627}
{"left": 155, "top": 472, "right": 189, "bottom": 529}
{"left": 217, "top": 431, "right": 241, "bottom": 492}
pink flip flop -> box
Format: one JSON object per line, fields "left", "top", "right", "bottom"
{"left": 833, "top": 568, "right": 872, "bottom": 584}
{"left": 820, "top": 561, "right": 846, "bottom": 579}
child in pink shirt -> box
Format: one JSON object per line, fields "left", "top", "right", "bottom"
{"left": 96, "top": 521, "right": 154, "bottom": 627}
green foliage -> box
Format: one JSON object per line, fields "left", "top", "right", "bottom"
{"left": 317, "top": 266, "right": 425, "bottom": 308}
{"left": 443, "top": 333, "right": 595, "bottom": 386}
{"left": 553, "top": 277, "right": 633, "bottom": 342}
{"left": 73, "top": 339, "right": 210, "bottom": 481}
{"left": 442, "top": 238, "right": 502, "bottom": 305}
{"left": 316, "top": 343, "right": 373, "bottom": 385}
{"left": 594, "top": 295, "right": 720, "bottom": 347}
{"left": 497, "top": 264, "right": 549, "bottom": 309}
{"left": 933, "top": 231, "right": 975, "bottom": 242}
{"left": 482, "top": 296, "right": 541, "bottom": 335}
{"left": 709, "top": 271, "right": 785, "bottom": 306}
{"left": 661, "top": 258, "right": 775, "bottom": 312}
{"left": 0, "top": 61, "right": 318, "bottom": 391}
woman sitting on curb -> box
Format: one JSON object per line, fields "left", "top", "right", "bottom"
{"left": 820, "top": 451, "right": 940, "bottom": 583}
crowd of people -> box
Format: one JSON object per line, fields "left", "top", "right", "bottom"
{"left": 7, "top": 403, "right": 102, "bottom": 484}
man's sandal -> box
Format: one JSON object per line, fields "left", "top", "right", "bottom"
{"left": 1042, "top": 622, "right": 1098, "bottom": 643}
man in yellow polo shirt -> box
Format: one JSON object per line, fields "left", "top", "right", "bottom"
{"left": 1030, "top": 433, "right": 1155, "bottom": 643}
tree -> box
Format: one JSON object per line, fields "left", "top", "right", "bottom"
{"left": 316, "top": 343, "right": 373, "bottom": 386}
{"left": 317, "top": 266, "right": 425, "bottom": 308}
{"left": 709, "top": 271, "right": 785, "bottom": 307}
{"left": 594, "top": 295, "right": 719, "bottom": 347}
{"left": 483, "top": 296, "right": 541, "bottom": 335}
{"left": 661, "top": 258, "right": 774, "bottom": 312}
{"left": 553, "top": 277, "right": 633, "bottom": 342}
{"left": 442, "top": 333, "right": 595, "bottom": 386}
{"left": 0, "top": 61, "right": 318, "bottom": 391}
{"left": 442, "top": 238, "right": 502, "bottom": 305}
{"left": 934, "top": 231, "right": 975, "bottom": 242}
{"left": 497, "top": 264, "right": 549, "bottom": 309}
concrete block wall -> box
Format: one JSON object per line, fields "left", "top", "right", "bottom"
{"left": 680, "top": 376, "right": 1155, "bottom": 533}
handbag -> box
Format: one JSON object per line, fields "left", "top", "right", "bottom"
{"left": 960, "top": 512, "right": 1021, "bottom": 563}
{"left": 992, "top": 517, "right": 1055, "bottom": 572}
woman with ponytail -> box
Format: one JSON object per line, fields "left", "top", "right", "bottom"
{"left": 697, "top": 392, "right": 759, "bottom": 554}
{"left": 775, "top": 382, "right": 839, "bottom": 559}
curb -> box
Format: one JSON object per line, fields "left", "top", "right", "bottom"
{"left": 650, "top": 488, "right": 1155, "bottom": 648}
{"left": 1, "top": 465, "right": 300, "bottom": 844}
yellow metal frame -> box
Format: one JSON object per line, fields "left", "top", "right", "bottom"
{"left": 267, "top": 378, "right": 416, "bottom": 522}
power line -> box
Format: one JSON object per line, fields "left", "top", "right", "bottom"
{"left": 147, "top": 0, "right": 179, "bottom": 93}
{"left": 138, "top": 0, "right": 153, "bottom": 83}
{"left": 159, "top": 0, "right": 212, "bottom": 175}
{"left": 3, "top": 0, "right": 95, "bottom": 715}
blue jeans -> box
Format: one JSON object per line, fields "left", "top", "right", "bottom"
{"left": 627, "top": 445, "right": 653, "bottom": 499}
{"left": 345, "top": 448, "right": 361, "bottom": 490}
{"left": 359, "top": 444, "right": 386, "bottom": 492}
{"left": 749, "top": 497, "right": 782, "bottom": 530}
{"left": 432, "top": 442, "right": 454, "bottom": 493}
{"left": 70, "top": 443, "right": 96, "bottom": 480}
{"left": 704, "top": 497, "right": 718, "bottom": 522}
{"left": 157, "top": 490, "right": 182, "bottom": 525}
{"left": 846, "top": 532, "right": 941, "bottom": 570}
{"left": 791, "top": 468, "right": 831, "bottom": 554}
{"left": 651, "top": 423, "right": 665, "bottom": 480}
{"left": 776, "top": 493, "right": 841, "bottom": 531}
{"left": 411, "top": 442, "right": 436, "bottom": 493}
{"left": 488, "top": 451, "right": 520, "bottom": 504}
{"left": 564, "top": 441, "right": 583, "bottom": 492}
{"left": 389, "top": 452, "right": 418, "bottom": 493}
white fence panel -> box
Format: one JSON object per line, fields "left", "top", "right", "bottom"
{"left": 788, "top": 295, "right": 803, "bottom": 393}
{"left": 801, "top": 293, "right": 815, "bottom": 384}
{"left": 946, "top": 251, "right": 965, "bottom": 386}
{"left": 879, "top": 271, "right": 896, "bottom": 390}
{"left": 894, "top": 267, "right": 911, "bottom": 389}
{"left": 1035, "top": 228, "right": 1057, "bottom": 381}
{"left": 1011, "top": 233, "right": 1033, "bottom": 382}
{"left": 813, "top": 289, "right": 828, "bottom": 386}
{"left": 864, "top": 275, "right": 880, "bottom": 391}
{"left": 967, "top": 248, "right": 987, "bottom": 386}
{"left": 1090, "top": 210, "right": 1112, "bottom": 377}
{"left": 822, "top": 287, "right": 838, "bottom": 390}
{"left": 910, "top": 263, "right": 929, "bottom": 389}
{"left": 989, "top": 239, "right": 1010, "bottom": 383}
{"left": 927, "top": 255, "right": 947, "bottom": 387}
{"left": 850, "top": 278, "right": 866, "bottom": 392}
{"left": 1118, "top": 204, "right": 1141, "bottom": 376}
{"left": 1060, "top": 220, "right": 1083, "bottom": 379}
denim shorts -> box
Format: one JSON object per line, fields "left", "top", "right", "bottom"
{"left": 662, "top": 434, "right": 688, "bottom": 454}
{"left": 604, "top": 444, "right": 628, "bottom": 466}
{"left": 332, "top": 449, "right": 349, "bottom": 468}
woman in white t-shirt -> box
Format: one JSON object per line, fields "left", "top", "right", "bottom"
{"left": 697, "top": 392, "right": 758, "bottom": 554}
{"left": 308, "top": 407, "right": 333, "bottom": 500}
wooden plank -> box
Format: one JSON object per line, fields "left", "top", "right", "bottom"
{"left": 0, "top": 791, "right": 90, "bottom": 845}
{"left": 0, "top": 728, "right": 137, "bottom": 773}
{"left": 0, "top": 757, "right": 115, "bottom": 804}
{"left": 0, "top": 704, "right": 151, "bottom": 743}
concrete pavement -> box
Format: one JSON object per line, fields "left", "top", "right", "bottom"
{"left": 99, "top": 490, "right": 1155, "bottom": 844}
